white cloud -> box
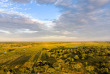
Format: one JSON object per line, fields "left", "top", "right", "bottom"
{"left": 10, "top": 0, "right": 31, "bottom": 3}
{"left": 16, "top": 29, "right": 38, "bottom": 33}
{"left": 35, "top": 0, "right": 56, "bottom": 3}
{"left": 0, "top": 29, "right": 10, "bottom": 34}
{"left": 0, "top": 0, "right": 12, "bottom": 7}
{"left": 0, "top": 11, "right": 42, "bottom": 30}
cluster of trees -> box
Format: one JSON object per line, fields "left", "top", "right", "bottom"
{"left": 46, "top": 46, "right": 110, "bottom": 74}
{"left": 0, "top": 44, "right": 110, "bottom": 74}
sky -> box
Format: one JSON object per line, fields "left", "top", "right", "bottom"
{"left": 0, "top": 0, "right": 110, "bottom": 41}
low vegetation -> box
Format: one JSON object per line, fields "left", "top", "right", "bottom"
{"left": 0, "top": 42, "right": 110, "bottom": 74}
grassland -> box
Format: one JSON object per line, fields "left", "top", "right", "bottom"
{"left": 0, "top": 41, "right": 110, "bottom": 74}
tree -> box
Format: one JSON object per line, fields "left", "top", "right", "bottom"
{"left": 86, "top": 66, "right": 94, "bottom": 72}
{"left": 74, "top": 55, "right": 79, "bottom": 60}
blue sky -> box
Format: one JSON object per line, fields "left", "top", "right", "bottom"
{"left": 0, "top": 0, "right": 110, "bottom": 41}
{"left": 0, "top": 0, "right": 60, "bottom": 20}
{"left": 15, "top": 3, "right": 60, "bottom": 20}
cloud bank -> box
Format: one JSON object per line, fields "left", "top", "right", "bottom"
{"left": 0, "top": 0, "right": 110, "bottom": 41}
